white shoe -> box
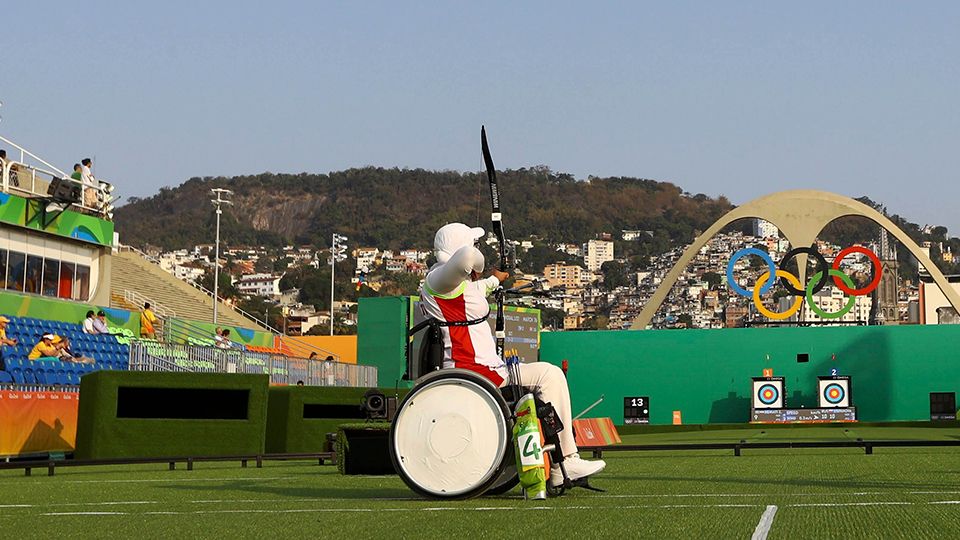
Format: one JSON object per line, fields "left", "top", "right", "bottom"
{"left": 550, "top": 453, "right": 606, "bottom": 487}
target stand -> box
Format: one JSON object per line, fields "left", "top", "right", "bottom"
{"left": 818, "top": 376, "right": 852, "bottom": 408}
{"left": 752, "top": 377, "right": 785, "bottom": 410}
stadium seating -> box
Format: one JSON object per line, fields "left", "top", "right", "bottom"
{"left": 0, "top": 315, "right": 131, "bottom": 387}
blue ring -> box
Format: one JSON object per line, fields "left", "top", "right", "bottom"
{"left": 824, "top": 383, "right": 845, "bottom": 404}
{"left": 727, "top": 248, "right": 777, "bottom": 297}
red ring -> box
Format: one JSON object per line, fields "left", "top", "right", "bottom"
{"left": 831, "top": 246, "right": 882, "bottom": 296}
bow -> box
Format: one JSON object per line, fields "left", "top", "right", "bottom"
{"left": 481, "top": 126, "right": 507, "bottom": 362}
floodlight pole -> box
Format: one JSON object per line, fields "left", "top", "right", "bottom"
{"left": 211, "top": 188, "right": 233, "bottom": 325}
{"left": 330, "top": 232, "right": 347, "bottom": 336}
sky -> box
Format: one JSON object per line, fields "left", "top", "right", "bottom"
{"left": 1, "top": 1, "right": 958, "bottom": 235}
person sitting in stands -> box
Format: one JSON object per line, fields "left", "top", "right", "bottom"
{"left": 0, "top": 316, "right": 18, "bottom": 370}
{"left": 29, "top": 334, "right": 60, "bottom": 362}
{"left": 83, "top": 310, "right": 97, "bottom": 334}
{"left": 93, "top": 311, "right": 113, "bottom": 335}
{"left": 217, "top": 329, "right": 232, "bottom": 349}
{"left": 53, "top": 335, "right": 94, "bottom": 364}
{"left": 140, "top": 302, "right": 158, "bottom": 339}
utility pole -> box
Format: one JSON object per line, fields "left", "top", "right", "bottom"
{"left": 210, "top": 188, "right": 233, "bottom": 324}
{"left": 330, "top": 233, "right": 348, "bottom": 335}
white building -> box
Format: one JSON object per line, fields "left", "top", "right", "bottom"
{"left": 235, "top": 273, "right": 283, "bottom": 298}
{"left": 583, "top": 239, "right": 614, "bottom": 272}
{"left": 622, "top": 230, "right": 653, "bottom": 241}
{"left": 796, "top": 286, "right": 872, "bottom": 323}
{"left": 354, "top": 247, "right": 379, "bottom": 272}
{"left": 752, "top": 219, "right": 779, "bottom": 239}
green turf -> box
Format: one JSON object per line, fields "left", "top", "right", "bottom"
{"left": 2, "top": 426, "right": 960, "bottom": 539}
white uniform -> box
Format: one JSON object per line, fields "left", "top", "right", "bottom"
{"left": 419, "top": 237, "right": 579, "bottom": 456}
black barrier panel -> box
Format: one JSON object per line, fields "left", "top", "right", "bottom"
{"left": 302, "top": 404, "right": 365, "bottom": 419}
{"left": 117, "top": 387, "right": 249, "bottom": 419}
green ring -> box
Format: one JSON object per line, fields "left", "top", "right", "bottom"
{"left": 806, "top": 269, "right": 856, "bottom": 319}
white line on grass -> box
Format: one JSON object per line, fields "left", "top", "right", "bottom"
{"left": 60, "top": 475, "right": 299, "bottom": 484}
{"left": 751, "top": 505, "right": 778, "bottom": 540}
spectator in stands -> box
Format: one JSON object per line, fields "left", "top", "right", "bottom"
{"left": 0, "top": 149, "right": 19, "bottom": 187}
{"left": 309, "top": 352, "right": 318, "bottom": 360}
{"left": 28, "top": 333, "right": 60, "bottom": 362}
{"left": 52, "top": 335, "right": 94, "bottom": 364}
{"left": 83, "top": 310, "right": 97, "bottom": 334}
{"left": 70, "top": 163, "right": 83, "bottom": 184}
{"left": 140, "top": 302, "right": 159, "bottom": 339}
{"left": 296, "top": 380, "right": 305, "bottom": 386}
{"left": 80, "top": 158, "right": 98, "bottom": 208}
{"left": 324, "top": 355, "right": 335, "bottom": 386}
{"left": 214, "top": 327, "right": 225, "bottom": 347}
{"left": 217, "top": 328, "right": 232, "bottom": 349}
{"left": 0, "top": 316, "right": 18, "bottom": 370}
{"left": 93, "top": 311, "right": 114, "bottom": 335}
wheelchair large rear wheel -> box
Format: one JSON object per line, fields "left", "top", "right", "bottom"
{"left": 390, "top": 368, "right": 512, "bottom": 500}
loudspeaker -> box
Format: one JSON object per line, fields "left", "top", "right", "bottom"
{"left": 752, "top": 377, "right": 784, "bottom": 409}
{"left": 817, "top": 376, "right": 851, "bottom": 408}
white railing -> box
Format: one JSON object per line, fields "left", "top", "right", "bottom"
{"left": 118, "top": 244, "right": 285, "bottom": 333}
{"left": 122, "top": 289, "right": 176, "bottom": 318}
{"left": 0, "top": 156, "right": 113, "bottom": 219}
{"left": 117, "top": 244, "right": 342, "bottom": 362}
{"left": 128, "top": 341, "right": 375, "bottom": 387}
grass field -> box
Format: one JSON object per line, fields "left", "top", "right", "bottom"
{"left": 3, "top": 426, "right": 960, "bottom": 539}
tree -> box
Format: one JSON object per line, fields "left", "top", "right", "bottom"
{"left": 703, "top": 271, "right": 723, "bottom": 289}
{"left": 600, "top": 261, "right": 630, "bottom": 290}
{"left": 198, "top": 269, "right": 239, "bottom": 300}
{"left": 539, "top": 307, "right": 565, "bottom": 330}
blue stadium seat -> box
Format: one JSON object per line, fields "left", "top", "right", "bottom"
{"left": 11, "top": 368, "right": 25, "bottom": 384}
{"left": 55, "top": 369, "right": 66, "bottom": 385}
{"left": 0, "top": 371, "right": 12, "bottom": 384}
{"left": 22, "top": 369, "right": 37, "bottom": 384}
{"left": 65, "top": 371, "right": 79, "bottom": 385}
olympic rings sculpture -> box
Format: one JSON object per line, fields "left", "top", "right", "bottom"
{"left": 726, "top": 245, "right": 882, "bottom": 320}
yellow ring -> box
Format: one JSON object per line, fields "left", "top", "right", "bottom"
{"left": 752, "top": 269, "right": 803, "bottom": 320}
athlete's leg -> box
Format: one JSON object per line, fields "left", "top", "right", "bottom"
{"left": 513, "top": 362, "right": 577, "bottom": 454}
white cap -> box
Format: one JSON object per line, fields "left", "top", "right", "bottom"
{"left": 42, "top": 333, "right": 55, "bottom": 340}
{"left": 434, "top": 223, "right": 485, "bottom": 264}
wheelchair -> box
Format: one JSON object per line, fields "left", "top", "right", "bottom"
{"left": 389, "top": 318, "right": 576, "bottom": 500}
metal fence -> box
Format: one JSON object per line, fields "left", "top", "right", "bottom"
{"left": 128, "top": 341, "right": 377, "bottom": 387}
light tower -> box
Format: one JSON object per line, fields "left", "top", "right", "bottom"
{"left": 210, "top": 188, "right": 233, "bottom": 324}
{"left": 330, "top": 233, "right": 348, "bottom": 335}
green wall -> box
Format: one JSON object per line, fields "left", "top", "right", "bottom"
{"left": 0, "top": 192, "right": 114, "bottom": 247}
{"left": 265, "top": 386, "right": 409, "bottom": 453}
{"left": 540, "top": 325, "right": 960, "bottom": 425}
{"left": 0, "top": 290, "right": 139, "bottom": 333}
{"left": 358, "top": 296, "right": 410, "bottom": 387}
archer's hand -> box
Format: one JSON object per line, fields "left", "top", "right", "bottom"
{"left": 491, "top": 269, "right": 509, "bottom": 283}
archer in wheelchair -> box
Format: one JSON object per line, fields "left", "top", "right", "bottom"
{"left": 389, "top": 223, "right": 606, "bottom": 500}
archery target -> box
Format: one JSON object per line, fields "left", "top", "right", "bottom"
{"left": 752, "top": 379, "right": 784, "bottom": 409}
{"left": 818, "top": 378, "right": 850, "bottom": 408}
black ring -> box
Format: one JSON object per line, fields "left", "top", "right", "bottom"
{"left": 778, "top": 247, "right": 829, "bottom": 296}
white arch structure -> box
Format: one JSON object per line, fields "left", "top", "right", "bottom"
{"left": 630, "top": 190, "right": 960, "bottom": 330}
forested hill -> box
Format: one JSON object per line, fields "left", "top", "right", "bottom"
{"left": 113, "top": 167, "right": 735, "bottom": 251}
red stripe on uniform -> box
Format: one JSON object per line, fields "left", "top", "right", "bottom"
{"left": 434, "top": 295, "right": 503, "bottom": 386}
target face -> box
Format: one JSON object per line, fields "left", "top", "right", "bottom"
{"left": 817, "top": 378, "right": 851, "bottom": 408}
{"left": 824, "top": 383, "right": 845, "bottom": 405}
{"left": 758, "top": 384, "right": 779, "bottom": 405}
{"left": 752, "top": 379, "right": 784, "bottom": 409}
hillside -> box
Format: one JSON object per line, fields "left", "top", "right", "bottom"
{"left": 114, "top": 167, "right": 736, "bottom": 251}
